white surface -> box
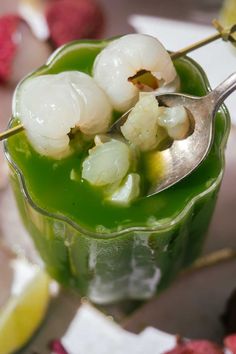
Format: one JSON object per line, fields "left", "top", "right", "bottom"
{"left": 19, "top": 2, "right": 49, "bottom": 40}
{"left": 61, "top": 303, "right": 177, "bottom": 354}
{"left": 136, "top": 327, "right": 176, "bottom": 353}
{"left": 129, "top": 15, "right": 236, "bottom": 125}
{"left": 10, "top": 258, "right": 38, "bottom": 296}
{"left": 62, "top": 303, "right": 139, "bottom": 354}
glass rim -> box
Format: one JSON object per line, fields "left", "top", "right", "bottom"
{"left": 4, "top": 51, "right": 230, "bottom": 240}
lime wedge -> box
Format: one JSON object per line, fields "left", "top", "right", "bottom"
{"left": 0, "top": 261, "right": 50, "bottom": 354}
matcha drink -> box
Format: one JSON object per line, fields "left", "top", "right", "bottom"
{"left": 5, "top": 36, "right": 230, "bottom": 303}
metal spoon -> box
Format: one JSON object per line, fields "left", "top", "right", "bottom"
{"left": 110, "top": 73, "right": 236, "bottom": 196}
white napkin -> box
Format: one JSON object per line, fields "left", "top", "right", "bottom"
{"left": 133, "top": 327, "right": 176, "bottom": 354}
{"left": 56, "top": 303, "right": 233, "bottom": 354}
{"left": 129, "top": 15, "right": 236, "bottom": 125}
{"left": 62, "top": 303, "right": 138, "bottom": 354}
{"left": 61, "top": 303, "right": 177, "bottom": 354}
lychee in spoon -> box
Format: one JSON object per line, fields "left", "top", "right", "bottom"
{"left": 111, "top": 73, "right": 236, "bottom": 196}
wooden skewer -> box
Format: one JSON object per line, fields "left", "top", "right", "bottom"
{"left": 0, "top": 123, "right": 24, "bottom": 141}
{"left": 171, "top": 19, "right": 236, "bottom": 60}
{"left": 170, "top": 32, "right": 221, "bottom": 60}
{"left": 0, "top": 20, "right": 235, "bottom": 142}
{"left": 185, "top": 248, "right": 236, "bottom": 273}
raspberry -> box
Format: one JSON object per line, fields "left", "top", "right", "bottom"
{"left": 224, "top": 334, "right": 236, "bottom": 354}
{"left": 164, "top": 345, "right": 193, "bottom": 354}
{"left": 0, "top": 15, "right": 20, "bottom": 83}
{"left": 46, "top": 0, "right": 104, "bottom": 48}
{"left": 165, "top": 340, "right": 224, "bottom": 354}
{"left": 49, "top": 339, "right": 68, "bottom": 354}
{"left": 185, "top": 340, "right": 224, "bottom": 354}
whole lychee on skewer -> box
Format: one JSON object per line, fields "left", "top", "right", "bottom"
{"left": 45, "top": 0, "right": 104, "bottom": 48}
{"left": 0, "top": 14, "right": 51, "bottom": 86}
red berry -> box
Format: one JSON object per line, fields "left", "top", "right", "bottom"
{"left": 185, "top": 340, "right": 224, "bottom": 354}
{"left": 224, "top": 334, "right": 236, "bottom": 353}
{"left": 46, "top": 0, "right": 104, "bottom": 48}
{"left": 165, "top": 340, "right": 224, "bottom": 354}
{"left": 50, "top": 339, "right": 68, "bottom": 354}
{"left": 0, "top": 15, "right": 20, "bottom": 83}
{"left": 164, "top": 345, "right": 193, "bottom": 354}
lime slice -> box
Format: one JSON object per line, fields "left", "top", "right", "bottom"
{"left": 0, "top": 261, "right": 50, "bottom": 354}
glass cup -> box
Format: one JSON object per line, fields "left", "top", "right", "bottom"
{"left": 4, "top": 40, "right": 230, "bottom": 304}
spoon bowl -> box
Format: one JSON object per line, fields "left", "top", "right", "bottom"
{"left": 111, "top": 73, "right": 236, "bottom": 196}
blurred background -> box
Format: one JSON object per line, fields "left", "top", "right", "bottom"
{"left": 100, "top": 0, "right": 223, "bottom": 35}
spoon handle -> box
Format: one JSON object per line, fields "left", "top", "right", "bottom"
{"left": 208, "top": 72, "right": 236, "bottom": 114}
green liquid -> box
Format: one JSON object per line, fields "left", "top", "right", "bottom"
{"left": 5, "top": 40, "right": 230, "bottom": 302}
{"left": 7, "top": 42, "right": 228, "bottom": 234}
